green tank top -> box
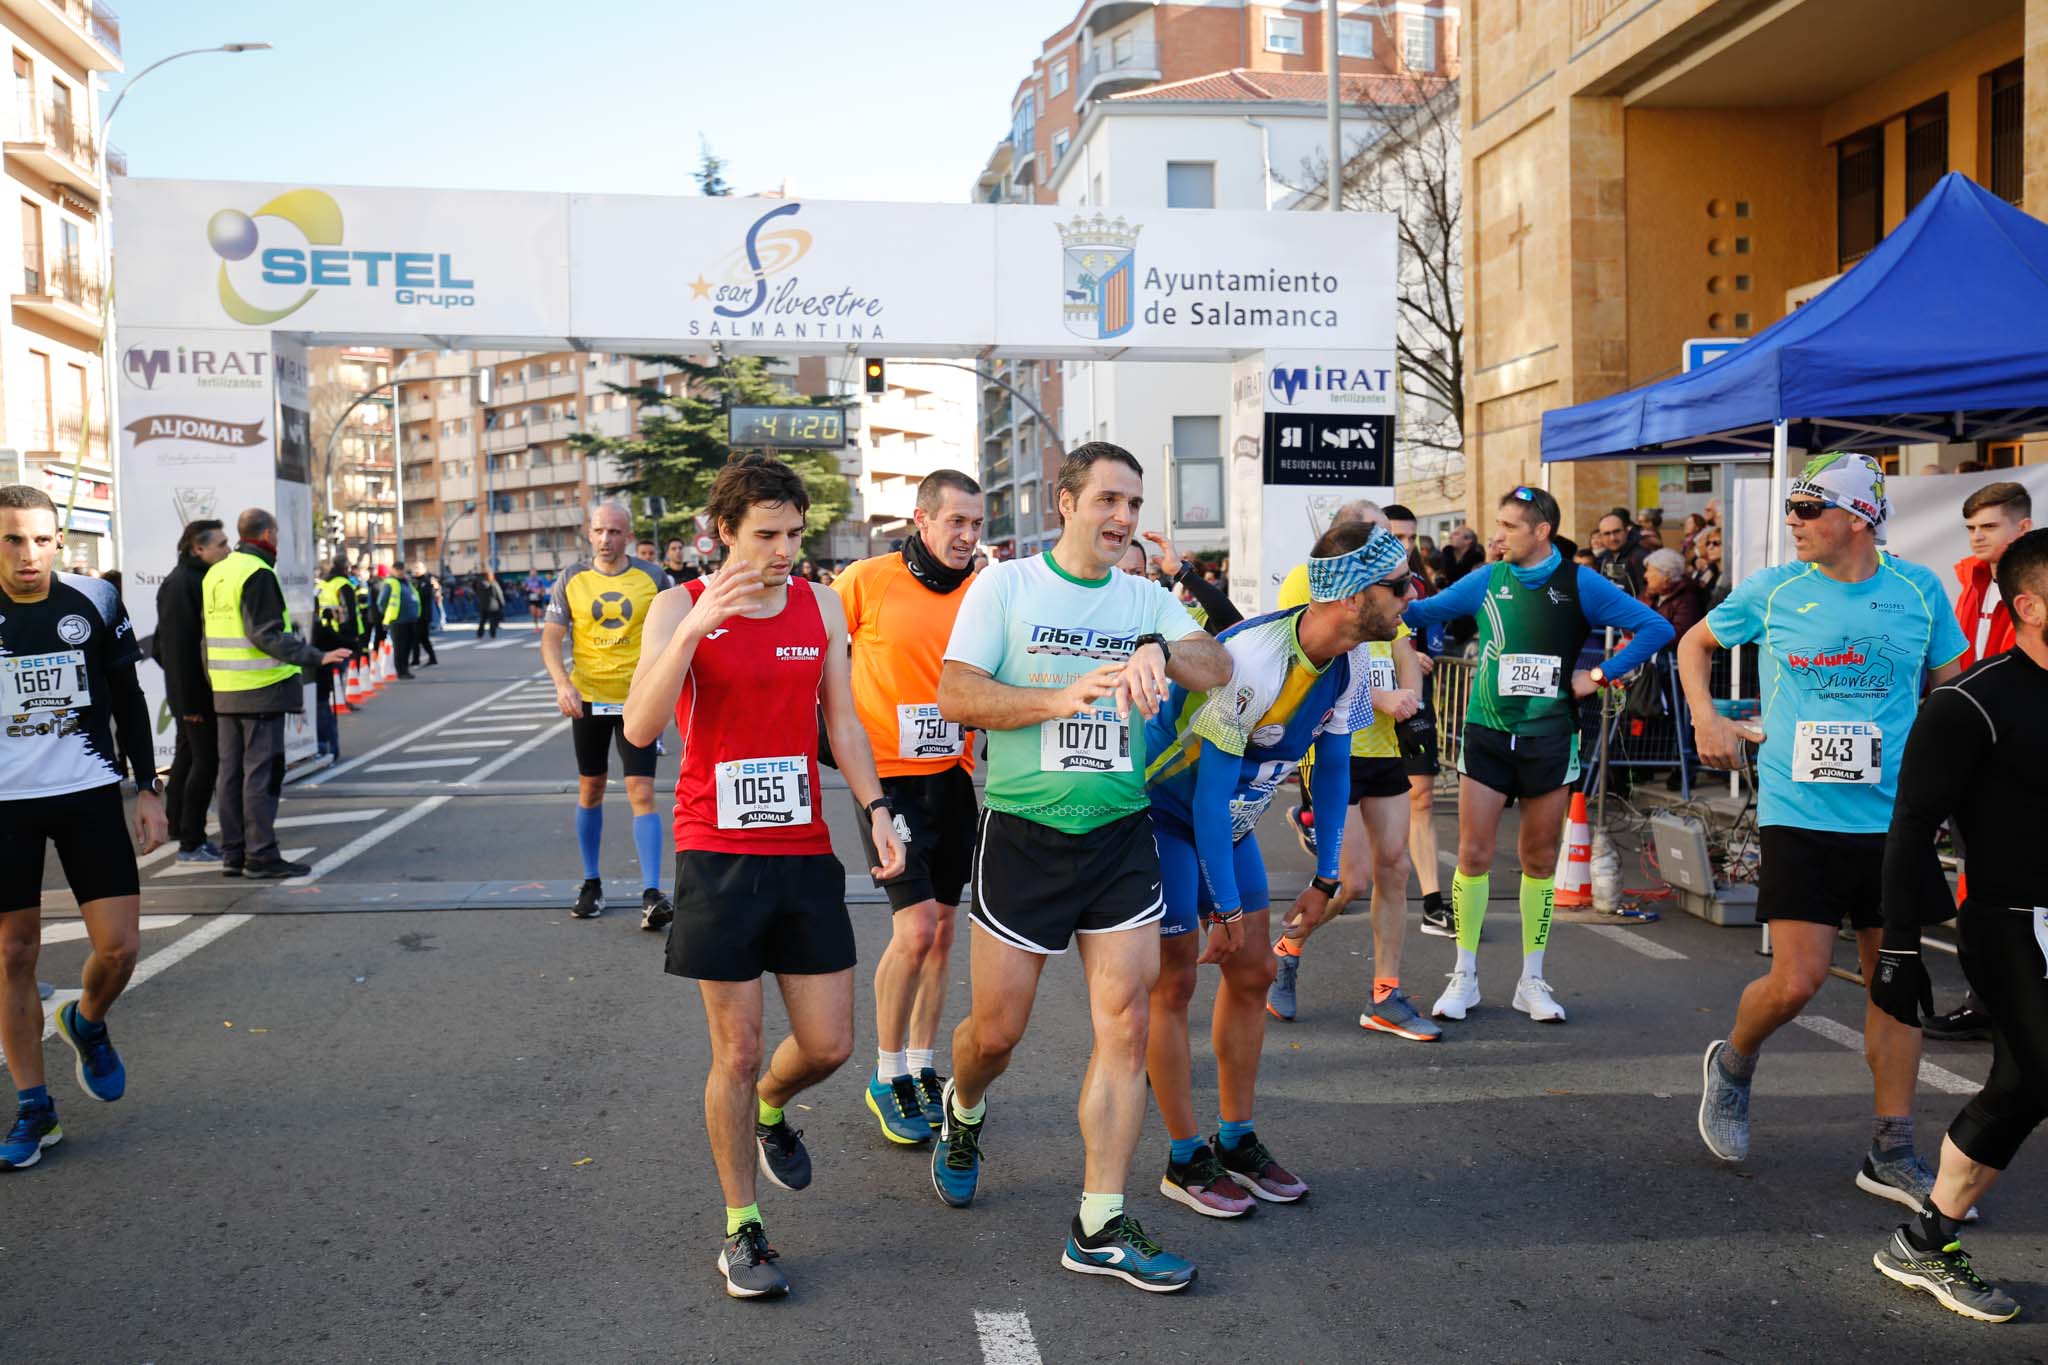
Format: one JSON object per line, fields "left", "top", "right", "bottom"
{"left": 1468, "top": 558, "right": 1592, "bottom": 736}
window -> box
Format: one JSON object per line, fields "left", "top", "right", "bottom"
{"left": 1171, "top": 416, "right": 1223, "bottom": 528}
{"left": 1836, "top": 126, "right": 1883, "bottom": 267}
{"left": 1049, "top": 59, "right": 1068, "bottom": 97}
{"left": 1051, "top": 130, "right": 1070, "bottom": 166}
{"left": 1904, "top": 96, "right": 1947, "bottom": 213}
{"left": 1337, "top": 18, "right": 1372, "bottom": 58}
{"left": 1990, "top": 61, "right": 2023, "bottom": 205}
{"left": 1265, "top": 15, "right": 1303, "bottom": 53}
{"left": 1166, "top": 161, "right": 1215, "bottom": 209}
{"left": 1403, "top": 18, "right": 1435, "bottom": 71}
{"left": 26, "top": 349, "right": 51, "bottom": 449}
{"left": 18, "top": 198, "right": 40, "bottom": 291}
{"left": 1020, "top": 481, "right": 1036, "bottom": 516}
{"left": 1112, "top": 32, "right": 1134, "bottom": 65}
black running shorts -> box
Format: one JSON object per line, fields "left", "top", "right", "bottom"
{"left": 1756, "top": 825, "right": 1952, "bottom": 931}
{"left": 857, "top": 767, "right": 978, "bottom": 911}
{"left": 571, "top": 700, "right": 658, "bottom": 779}
{"left": 0, "top": 783, "right": 140, "bottom": 912}
{"left": 664, "top": 851, "right": 855, "bottom": 981}
{"left": 1349, "top": 756, "right": 1410, "bottom": 802}
{"left": 1457, "top": 723, "right": 1579, "bottom": 801}
{"left": 969, "top": 808, "right": 1163, "bottom": 956}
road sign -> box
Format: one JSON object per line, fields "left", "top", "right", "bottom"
{"left": 1682, "top": 337, "right": 1744, "bottom": 372}
{"left": 694, "top": 513, "right": 711, "bottom": 533}
{"left": 694, "top": 534, "right": 716, "bottom": 557}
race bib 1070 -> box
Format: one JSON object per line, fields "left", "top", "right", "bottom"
{"left": 1039, "top": 707, "right": 1131, "bottom": 772}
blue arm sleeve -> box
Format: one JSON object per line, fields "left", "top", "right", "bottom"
{"left": 1403, "top": 565, "right": 1489, "bottom": 629}
{"left": 1191, "top": 745, "right": 1245, "bottom": 915}
{"left": 1577, "top": 567, "right": 1675, "bottom": 675}
{"left": 1308, "top": 730, "right": 1350, "bottom": 882}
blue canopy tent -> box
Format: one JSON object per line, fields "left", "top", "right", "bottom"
{"left": 1542, "top": 172, "right": 2048, "bottom": 477}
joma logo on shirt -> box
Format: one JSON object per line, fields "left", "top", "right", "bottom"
{"left": 775, "top": 646, "right": 821, "bottom": 661}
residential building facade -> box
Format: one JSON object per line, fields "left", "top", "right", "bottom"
{"left": 310, "top": 346, "right": 398, "bottom": 569}
{"left": 1465, "top": 0, "right": 2043, "bottom": 541}
{"left": 854, "top": 359, "right": 978, "bottom": 558}
{"left": 3, "top": 0, "right": 117, "bottom": 567}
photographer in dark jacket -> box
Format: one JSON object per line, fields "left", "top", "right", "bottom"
{"left": 154, "top": 518, "right": 231, "bottom": 860}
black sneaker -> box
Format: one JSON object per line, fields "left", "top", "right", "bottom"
{"left": 571, "top": 878, "right": 605, "bottom": 919}
{"left": 1922, "top": 1001, "right": 1992, "bottom": 1042}
{"left": 221, "top": 861, "right": 244, "bottom": 878}
{"left": 756, "top": 1116, "right": 812, "bottom": 1192}
{"left": 1873, "top": 1226, "right": 2018, "bottom": 1322}
{"left": 243, "top": 856, "right": 310, "bottom": 880}
{"left": 1419, "top": 902, "right": 1455, "bottom": 938}
{"left": 640, "top": 888, "right": 673, "bottom": 932}
{"left": 915, "top": 1068, "right": 947, "bottom": 1130}
{"left": 717, "top": 1221, "right": 790, "bottom": 1299}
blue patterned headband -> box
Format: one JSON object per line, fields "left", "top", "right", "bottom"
{"left": 1306, "top": 526, "right": 1409, "bottom": 602}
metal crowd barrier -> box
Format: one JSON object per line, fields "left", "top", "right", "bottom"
{"left": 1429, "top": 654, "right": 1476, "bottom": 791}
{"left": 1580, "top": 648, "right": 1698, "bottom": 800}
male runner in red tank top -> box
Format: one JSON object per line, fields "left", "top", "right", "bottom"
{"left": 627, "top": 454, "right": 904, "bottom": 1301}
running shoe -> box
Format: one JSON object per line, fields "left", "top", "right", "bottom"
{"left": 175, "top": 842, "right": 223, "bottom": 864}
{"left": 1873, "top": 1227, "right": 2018, "bottom": 1323}
{"left": 1212, "top": 1131, "right": 1308, "bottom": 1203}
{"left": 0, "top": 1104, "right": 60, "bottom": 1170}
{"left": 866, "top": 1074, "right": 934, "bottom": 1145}
{"left": 1266, "top": 951, "right": 1299, "bottom": 1022}
{"left": 1922, "top": 1001, "right": 1992, "bottom": 1042}
{"left": 1361, "top": 990, "right": 1442, "bottom": 1041}
{"left": 915, "top": 1068, "right": 947, "bottom": 1130}
{"left": 1512, "top": 976, "right": 1567, "bottom": 1023}
{"left": 1159, "top": 1143, "right": 1256, "bottom": 1219}
{"left": 1419, "top": 901, "right": 1455, "bottom": 938}
{"left": 243, "top": 856, "right": 310, "bottom": 880}
{"left": 1431, "top": 969, "right": 1480, "bottom": 1020}
{"left": 639, "top": 888, "right": 673, "bottom": 932}
{"left": 220, "top": 861, "right": 243, "bottom": 878}
{"left": 717, "top": 1222, "right": 790, "bottom": 1299}
{"left": 54, "top": 1001, "right": 125, "bottom": 1102}
{"left": 1287, "top": 804, "right": 1315, "bottom": 855}
{"left": 1697, "top": 1039, "right": 1751, "bottom": 1163}
{"left": 755, "top": 1115, "right": 812, "bottom": 1192}
{"left": 1060, "top": 1213, "right": 1196, "bottom": 1293}
{"left": 571, "top": 878, "right": 605, "bottom": 919}
{"left": 1855, "top": 1151, "right": 1978, "bottom": 1220}
{"left": 930, "top": 1077, "right": 983, "bottom": 1208}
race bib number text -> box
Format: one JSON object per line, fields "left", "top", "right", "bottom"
{"left": 1793, "top": 720, "right": 1881, "bottom": 784}
{"left": 0, "top": 650, "right": 88, "bottom": 717}
{"left": 715, "top": 755, "right": 814, "bottom": 828}
{"left": 897, "top": 703, "right": 964, "bottom": 760}
{"left": 1040, "top": 708, "right": 1131, "bottom": 772}
{"left": 1499, "top": 653, "right": 1562, "bottom": 699}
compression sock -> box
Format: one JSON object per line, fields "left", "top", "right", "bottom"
{"left": 906, "top": 1047, "right": 935, "bottom": 1075}
{"left": 876, "top": 1048, "right": 907, "bottom": 1084}
{"left": 66, "top": 1004, "right": 105, "bottom": 1039}
{"left": 1373, "top": 976, "right": 1400, "bottom": 1005}
{"left": 631, "top": 813, "right": 662, "bottom": 892}
{"left": 725, "top": 1203, "right": 762, "bottom": 1236}
{"left": 1873, "top": 1113, "right": 1915, "bottom": 1158}
{"left": 17, "top": 1085, "right": 49, "bottom": 1111}
{"left": 1907, "top": 1204, "right": 1968, "bottom": 1252}
{"left": 1422, "top": 890, "right": 1446, "bottom": 919}
{"left": 1078, "top": 1192, "right": 1125, "bottom": 1237}
{"left": 575, "top": 804, "right": 603, "bottom": 881}
{"left": 757, "top": 1097, "right": 784, "bottom": 1127}
{"left": 1217, "top": 1118, "right": 1255, "bottom": 1150}
{"left": 1169, "top": 1135, "right": 1203, "bottom": 1165}
{"left": 1716, "top": 1041, "right": 1758, "bottom": 1084}
{"left": 1520, "top": 874, "right": 1555, "bottom": 979}
{"left": 1274, "top": 936, "right": 1302, "bottom": 958}
{"left": 951, "top": 1091, "right": 987, "bottom": 1126}
{"left": 1452, "top": 870, "right": 1488, "bottom": 971}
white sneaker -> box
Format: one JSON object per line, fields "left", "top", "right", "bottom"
{"left": 1431, "top": 969, "right": 1480, "bottom": 1020}
{"left": 1513, "top": 976, "right": 1567, "bottom": 1023}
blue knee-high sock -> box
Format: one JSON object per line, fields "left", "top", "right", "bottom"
{"left": 575, "top": 804, "right": 603, "bottom": 880}
{"left": 632, "top": 812, "right": 663, "bottom": 893}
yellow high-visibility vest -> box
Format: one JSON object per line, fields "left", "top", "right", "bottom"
{"left": 202, "top": 551, "right": 302, "bottom": 692}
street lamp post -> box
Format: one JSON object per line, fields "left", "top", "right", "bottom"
{"left": 98, "top": 42, "right": 271, "bottom": 569}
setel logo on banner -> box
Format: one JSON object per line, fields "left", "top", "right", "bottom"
{"left": 208, "top": 188, "right": 476, "bottom": 323}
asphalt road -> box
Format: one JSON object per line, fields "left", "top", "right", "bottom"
{"left": 14, "top": 622, "right": 2046, "bottom": 1363}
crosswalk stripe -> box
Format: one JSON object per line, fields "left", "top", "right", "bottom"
{"left": 412, "top": 738, "right": 516, "bottom": 751}
{"left": 275, "top": 809, "right": 387, "bottom": 829}
{"left": 476, "top": 638, "right": 527, "bottom": 650}
{"left": 43, "top": 914, "right": 253, "bottom": 1040}
{"left": 42, "top": 914, "right": 190, "bottom": 944}
{"left": 366, "top": 757, "right": 482, "bottom": 773}
{"left": 441, "top": 722, "right": 544, "bottom": 734}
{"left": 155, "top": 847, "right": 314, "bottom": 879}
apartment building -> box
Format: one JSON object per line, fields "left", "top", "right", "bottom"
{"left": 970, "top": 0, "right": 1460, "bottom": 555}
{"left": 1466, "top": 0, "right": 2045, "bottom": 538}
{"left": 2, "top": 0, "right": 117, "bottom": 567}
{"left": 854, "top": 359, "right": 978, "bottom": 557}
{"left": 309, "top": 346, "right": 399, "bottom": 569}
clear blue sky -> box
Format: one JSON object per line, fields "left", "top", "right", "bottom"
{"left": 112, "top": 2, "right": 1060, "bottom": 202}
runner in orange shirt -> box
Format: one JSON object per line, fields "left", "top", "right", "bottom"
{"left": 835, "top": 470, "right": 986, "bottom": 1143}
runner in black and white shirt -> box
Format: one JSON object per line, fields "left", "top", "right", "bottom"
{"left": 0, "top": 483, "right": 166, "bottom": 1171}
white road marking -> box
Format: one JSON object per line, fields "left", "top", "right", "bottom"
{"left": 1581, "top": 923, "right": 1688, "bottom": 961}
{"left": 365, "top": 757, "right": 481, "bottom": 773}
{"left": 275, "top": 809, "right": 387, "bottom": 829}
{"left": 1922, "top": 936, "right": 1958, "bottom": 956}
{"left": 282, "top": 797, "right": 451, "bottom": 887}
{"left": 476, "top": 638, "right": 526, "bottom": 650}
{"left": 441, "top": 722, "right": 544, "bottom": 735}
{"left": 156, "top": 847, "right": 314, "bottom": 879}
{"left": 431, "top": 638, "right": 475, "bottom": 649}
{"left": 457, "top": 719, "right": 573, "bottom": 784}
{"left": 412, "top": 738, "right": 516, "bottom": 751}
{"left": 974, "top": 1311, "right": 1043, "bottom": 1365}
{"left": 306, "top": 673, "right": 545, "bottom": 785}
{"left": 42, "top": 914, "right": 190, "bottom": 945}
{"left": 42, "top": 914, "right": 253, "bottom": 1040}
{"left": 1793, "top": 1015, "right": 1979, "bottom": 1096}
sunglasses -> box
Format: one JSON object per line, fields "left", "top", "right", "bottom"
{"left": 1376, "top": 573, "right": 1413, "bottom": 592}
{"left": 1785, "top": 499, "right": 1833, "bottom": 521}
{"left": 1508, "top": 486, "right": 1537, "bottom": 502}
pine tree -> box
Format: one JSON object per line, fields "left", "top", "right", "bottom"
{"left": 569, "top": 355, "right": 851, "bottom": 551}
{"left": 695, "top": 138, "right": 732, "bottom": 198}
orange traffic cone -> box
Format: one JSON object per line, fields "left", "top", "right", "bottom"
{"left": 379, "top": 638, "right": 396, "bottom": 683}
{"left": 1555, "top": 791, "right": 1594, "bottom": 907}
{"left": 345, "top": 658, "right": 366, "bottom": 706}
{"left": 331, "top": 671, "right": 348, "bottom": 714}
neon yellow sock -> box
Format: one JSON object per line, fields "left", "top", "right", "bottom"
{"left": 1453, "top": 869, "right": 1489, "bottom": 964}
{"left": 1521, "top": 873, "right": 1554, "bottom": 976}
{"left": 726, "top": 1202, "right": 761, "bottom": 1236}
{"left": 757, "top": 1097, "right": 784, "bottom": 1127}
{"left": 1078, "top": 1191, "right": 1124, "bottom": 1236}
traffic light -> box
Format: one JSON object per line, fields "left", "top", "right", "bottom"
{"left": 863, "top": 358, "right": 886, "bottom": 396}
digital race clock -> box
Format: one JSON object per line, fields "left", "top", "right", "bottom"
{"left": 727, "top": 405, "right": 849, "bottom": 449}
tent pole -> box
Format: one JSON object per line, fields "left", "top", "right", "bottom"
{"left": 1766, "top": 420, "right": 1789, "bottom": 569}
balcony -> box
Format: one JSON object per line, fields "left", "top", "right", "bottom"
{"left": 1080, "top": 0, "right": 1154, "bottom": 34}
{"left": 15, "top": 257, "right": 102, "bottom": 336}
{"left": 987, "top": 511, "right": 1014, "bottom": 541}
{"left": 400, "top": 398, "right": 435, "bottom": 424}
{"left": 482, "top": 459, "right": 584, "bottom": 491}
{"left": 492, "top": 371, "right": 579, "bottom": 406}
{"left": 7, "top": 95, "right": 102, "bottom": 190}
{"left": 12, "top": 0, "right": 121, "bottom": 70}
{"left": 1079, "top": 41, "right": 1160, "bottom": 105}
{"left": 490, "top": 504, "right": 588, "bottom": 534}
{"left": 484, "top": 415, "right": 578, "bottom": 452}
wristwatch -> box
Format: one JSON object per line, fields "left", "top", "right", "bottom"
{"left": 1310, "top": 874, "right": 1341, "bottom": 898}
{"left": 865, "top": 796, "right": 894, "bottom": 817}
{"left": 1133, "top": 633, "right": 1171, "bottom": 669}
{"left": 140, "top": 777, "right": 166, "bottom": 796}
{"left": 1588, "top": 665, "right": 1608, "bottom": 687}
